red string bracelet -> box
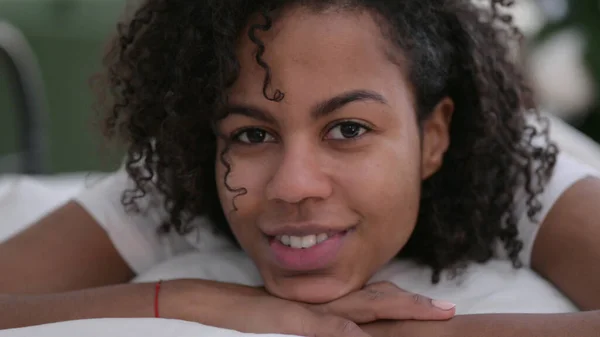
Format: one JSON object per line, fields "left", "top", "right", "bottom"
{"left": 154, "top": 280, "right": 163, "bottom": 318}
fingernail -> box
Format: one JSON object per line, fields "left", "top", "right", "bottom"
{"left": 432, "top": 299, "right": 456, "bottom": 310}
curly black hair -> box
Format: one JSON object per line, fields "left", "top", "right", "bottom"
{"left": 98, "top": 0, "right": 558, "bottom": 282}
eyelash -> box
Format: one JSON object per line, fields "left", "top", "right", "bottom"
{"left": 230, "top": 127, "right": 276, "bottom": 145}
{"left": 230, "top": 120, "right": 373, "bottom": 145}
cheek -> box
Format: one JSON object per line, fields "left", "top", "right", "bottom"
{"left": 215, "top": 145, "right": 275, "bottom": 239}
{"left": 340, "top": 135, "right": 422, "bottom": 254}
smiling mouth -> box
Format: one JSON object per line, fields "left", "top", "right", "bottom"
{"left": 269, "top": 227, "right": 356, "bottom": 249}
{"left": 275, "top": 232, "right": 337, "bottom": 249}
{"left": 267, "top": 228, "right": 355, "bottom": 271}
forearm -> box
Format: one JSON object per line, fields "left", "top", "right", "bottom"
{"left": 0, "top": 282, "right": 173, "bottom": 330}
{"left": 362, "top": 311, "right": 600, "bottom": 337}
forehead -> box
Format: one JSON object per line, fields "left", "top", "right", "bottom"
{"left": 229, "top": 6, "right": 413, "bottom": 109}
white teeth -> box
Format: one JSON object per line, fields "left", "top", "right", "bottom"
{"left": 290, "top": 236, "right": 303, "bottom": 249}
{"left": 277, "top": 233, "right": 329, "bottom": 249}
{"left": 301, "top": 235, "right": 317, "bottom": 248}
{"left": 316, "top": 233, "right": 328, "bottom": 243}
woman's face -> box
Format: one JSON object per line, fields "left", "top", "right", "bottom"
{"left": 216, "top": 7, "right": 452, "bottom": 303}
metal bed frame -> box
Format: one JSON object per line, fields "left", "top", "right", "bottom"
{"left": 0, "top": 21, "right": 48, "bottom": 174}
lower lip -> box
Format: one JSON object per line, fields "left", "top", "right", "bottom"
{"left": 268, "top": 231, "right": 350, "bottom": 271}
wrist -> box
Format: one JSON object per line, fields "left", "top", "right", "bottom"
{"left": 156, "top": 279, "right": 262, "bottom": 324}
{"left": 156, "top": 279, "right": 203, "bottom": 321}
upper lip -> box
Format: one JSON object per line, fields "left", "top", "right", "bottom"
{"left": 261, "top": 223, "right": 352, "bottom": 237}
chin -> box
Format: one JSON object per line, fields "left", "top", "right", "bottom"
{"left": 264, "top": 276, "right": 362, "bottom": 304}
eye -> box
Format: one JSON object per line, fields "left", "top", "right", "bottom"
{"left": 325, "top": 121, "right": 371, "bottom": 140}
{"left": 233, "top": 128, "right": 276, "bottom": 144}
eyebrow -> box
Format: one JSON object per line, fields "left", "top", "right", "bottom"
{"left": 225, "top": 89, "right": 388, "bottom": 123}
{"left": 312, "top": 90, "right": 388, "bottom": 119}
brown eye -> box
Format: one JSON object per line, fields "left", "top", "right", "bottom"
{"left": 234, "top": 128, "right": 275, "bottom": 144}
{"left": 326, "top": 121, "right": 370, "bottom": 140}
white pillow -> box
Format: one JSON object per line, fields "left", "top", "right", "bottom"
{"left": 133, "top": 250, "right": 577, "bottom": 316}
{"left": 2, "top": 250, "right": 576, "bottom": 337}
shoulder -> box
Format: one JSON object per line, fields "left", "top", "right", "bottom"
{"left": 515, "top": 113, "right": 600, "bottom": 264}
{"left": 71, "top": 165, "right": 191, "bottom": 273}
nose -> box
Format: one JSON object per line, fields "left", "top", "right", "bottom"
{"left": 265, "top": 142, "right": 333, "bottom": 204}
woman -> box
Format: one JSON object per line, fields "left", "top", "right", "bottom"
{"left": 1, "top": 0, "right": 599, "bottom": 335}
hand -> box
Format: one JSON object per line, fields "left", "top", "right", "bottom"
{"left": 161, "top": 279, "right": 371, "bottom": 337}
{"left": 162, "top": 280, "right": 455, "bottom": 337}
{"left": 312, "top": 281, "right": 456, "bottom": 323}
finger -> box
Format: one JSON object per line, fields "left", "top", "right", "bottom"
{"left": 317, "top": 281, "right": 455, "bottom": 323}
{"left": 362, "top": 282, "right": 456, "bottom": 320}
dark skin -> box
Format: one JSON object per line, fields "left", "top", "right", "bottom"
{"left": 532, "top": 176, "right": 600, "bottom": 311}
{"left": 362, "top": 311, "right": 600, "bottom": 337}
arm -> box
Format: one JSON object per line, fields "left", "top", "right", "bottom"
{"left": 362, "top": 311, "right": 600, "bottom": 337}
{"left": 0, "top": 203, "right": 267, "bottom": 331}
{"left": 0, "top": 278, "right": 260, "bottom": 330}
{"left": 0, "top": 201, "right": 163, "bottom": 329}
{"left": 2, "top": 278, "right": 418, "bottom": 336}
{"left": 531, "top": 176, "right": 600, "bottom": 310}
{"left": 0, "top": 282, "right": 158, "bottom": 329}
{"left": 0, "top": 201, "right": 134, "bottom": 293}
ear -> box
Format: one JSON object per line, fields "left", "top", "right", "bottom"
{"left": 421, "top": 97, "right": 453, "bottom": 180}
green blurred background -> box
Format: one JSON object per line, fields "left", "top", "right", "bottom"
{"left": 0, "top": 0, "right": 599, "bottom": 174}
{"left": 0, "top": 0, "right": 125, "bottom": 173}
